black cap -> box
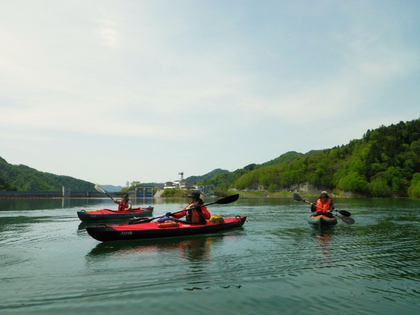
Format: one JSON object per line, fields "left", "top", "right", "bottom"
{"left": 187, "top": 191, "right": 201, "bottom": 199}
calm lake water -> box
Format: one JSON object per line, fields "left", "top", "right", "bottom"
{"left": 1, "top": 197, "right": 419, "bottom": 315}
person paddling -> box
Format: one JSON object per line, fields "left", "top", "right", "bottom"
{"left": 114, "top": 193, "right": 132, "bottom": 212}
{"left": 311, "top": 191, "right": 334, "bottom": 217}
{"left": 173, "top": 191, "right": 211, "bottom": 223}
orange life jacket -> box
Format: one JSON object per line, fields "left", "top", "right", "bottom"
{"left": 174, "top": 203, "right": 211, "bottom": 223}
{"left": 315, "top": 198, "right": 333, "bottom": 215}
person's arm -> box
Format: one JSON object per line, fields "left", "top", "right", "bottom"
{"left": 171, "top": 206, "right": 188, "bottom": 218}
{"left": 172, "top": 211, "right": 185, "bottom": 218}
{"left": 199, "top": 206, "right": 211, "bottom": 220}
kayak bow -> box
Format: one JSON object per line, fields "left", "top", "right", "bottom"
{"left": 308, "top": 214, "right": 338, "bottom": 226}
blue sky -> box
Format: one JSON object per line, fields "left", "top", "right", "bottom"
{"left": 1, "top": 0, "right": 419, "bottom": 186}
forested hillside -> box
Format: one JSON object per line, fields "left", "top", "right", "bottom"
{"left": 186, "top": 168, "right": 229, "bottom": 183}
{"left": 202, "top": 119, "right": 420, "bottom": 198}
{"left": 2, "top": 118, "right": 420, "bottom": 197}
{"left": 0, "top": 157, "right": 95, "bottom": 192}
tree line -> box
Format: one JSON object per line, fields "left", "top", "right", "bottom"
{"left": 200, "top": 118, "right": 420, "bottom": 198}
{"left": 0, "top": 157, "right": 95, "bottom": 192}
{"left": 2, "top": 118, "right": 420, "bottom": 198}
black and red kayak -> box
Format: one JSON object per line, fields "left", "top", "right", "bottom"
{"left": 77, "top": 207, "right": 154, "bottom": 222}
{"left": 86, "top": 216, "right": 247, "bottom": 242}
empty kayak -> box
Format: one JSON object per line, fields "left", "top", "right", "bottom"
{"left": 86, "top": 216, "right": 247, "bottom": 242}
{"left": 77, "top": 207, "right": 154, "bottom": 222}
{"left": 308, "top": 214, "right": 337, "bottom": 226}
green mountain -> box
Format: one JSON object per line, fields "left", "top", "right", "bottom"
{"left": 261, "top": 151, "right": 306, "bottom": 166}
{"left": 2, "top": 118, "right": 420, "bottom": 198}
{"left": 0, "top": 157, "right": 95, "bottom": 192}
{"left": 0, "top": 177, "right": 17, "bottom": 191}
{"left": 204, "top": 118, "right": 420, "bottom": 198}
{"left": 186, "top": 168, "right": 229, "bottom": 183}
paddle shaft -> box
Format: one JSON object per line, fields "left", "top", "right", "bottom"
{"left": 294, "top": 194, "right": 351, "bottom": 216}
{"left": 103, "top": 191, "right": 115, "bottom": 201}
{"left": 129, "top": 194, "right": 240, "bottom": 225}
{"left": 299, "top": 197, "right": 329, "bottom": 212}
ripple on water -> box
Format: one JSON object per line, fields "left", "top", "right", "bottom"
{"left": 1, "top": 199, "right": 420, "bottom": 315}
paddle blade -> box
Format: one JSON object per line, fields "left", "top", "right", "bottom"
{"left": 94, "top": 184, "right": 115, "bottom": 201}
{"left": 94, "top": 184, "right": 106, "bottom": 194}
{"left": 338, "top": 210, "right": 352, "bottom": 217}
{"left": 338, "top": 215, "right": 355, "bottom": 225}
{"left": 293, "top": 193, "right": 303, "bottom": 202}
{"left": 214, "top": 194, "right": 240, "bottom": 205}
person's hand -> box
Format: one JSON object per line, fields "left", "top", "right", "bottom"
{"left": 165, "top": 212, "right": 172, "bottom": 217}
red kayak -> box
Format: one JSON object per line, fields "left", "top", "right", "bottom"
{"left": 86, "top": 216, "right": 247, "bottom": 242}
{"left": 77, "top": 207, "right": 154, "bottom": 222}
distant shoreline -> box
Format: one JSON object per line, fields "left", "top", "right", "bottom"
{"left": 1, "top": 190, "right": 412, "bottom": 199}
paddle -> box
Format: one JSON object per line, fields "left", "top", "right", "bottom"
{"left": 293, "top": 194, "right": 352, "bottom": 216}
{"left": 129, "top": 194, "right": 240, "bottom": 225}
{"left": 293, "top": 193, "right": 355, "bottom": 225}
{"left": 94, "top": 184, "right": 116, "bottom": 202}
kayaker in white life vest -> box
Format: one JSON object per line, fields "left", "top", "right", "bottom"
{"left": 311, "top": 191, "right": 335, "bottom": 217}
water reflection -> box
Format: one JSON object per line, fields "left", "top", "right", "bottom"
{"left": 0, "top": 198, "right": 112, "bottom": 211}
{"left": 310, "top": 226, "right": 335, "bottom": 268}
{"left": 77, "top": 220, "right": 132, "bottom": 230}
{"left": 2, "top": 198, "right": 420, "bottom": 314}
{"left": 0, "top": 215, "right": 46, "bottom": 235}
{"left": 179, "top": 237, "right": 212, "bottom": 262}
{"left": 0, "top": 198, "right": 64, "bottom": 211}
{"left": 86, "top": 234, "right": 224, "bottom": 261}
{"left": 315, "top": 229, "right": 333, "bottom": 253}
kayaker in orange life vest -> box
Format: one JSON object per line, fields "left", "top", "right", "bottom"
{"left": 172, "top": 191, "right": 211, "bottom": 223}
{"left": 311, "top": 191, "right": 335, "bottom": 217}
{"left": 114, "top": 193, "right": 132, "bottom": 212}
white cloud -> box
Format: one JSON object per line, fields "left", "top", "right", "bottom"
{"left": 0, "top": 1, "right": 419, "bottom": 184}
